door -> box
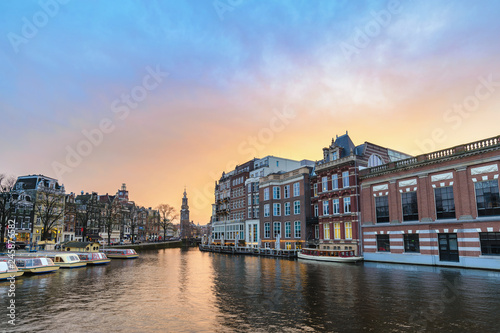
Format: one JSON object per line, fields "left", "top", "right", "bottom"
{"left": 438, "top": 233, "right": 459, "bottom": 262}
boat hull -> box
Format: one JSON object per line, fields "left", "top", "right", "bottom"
{"left": 21, "top": 266, "right": 60, "bottom": 274}
{"left": 0, "top": 271, "right": 24, "bottom": 280}
{"left": 55, "top": 262, "right": 87, "bottom": 268}
{"left": 84, "top": 259, "right": 111, "bottom": 265}
{"left": 298, "top": 252, "right": 363, "bottom": 263}
{"left": 106, "top": 254, "right": 138, "bottom": 259}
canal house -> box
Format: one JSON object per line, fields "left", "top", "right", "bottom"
{"left": 313, "top": 133, "right": 411, "bottom": 256}
{"left": 360, "top": 135, "right": 500, "bottom": 270}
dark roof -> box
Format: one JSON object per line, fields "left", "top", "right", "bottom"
{"left": 63, "top": 241, "right": 99, "bottom": 248}
{"left": 334, "top": 134, "right": 356, "bottom": 158}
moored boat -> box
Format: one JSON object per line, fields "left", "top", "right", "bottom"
{"left": 76, "top": 252, "right": 111, "bottom": 265}
{"left": 298, "top": 248, "right": 363, "bottom": 263}
{"left": 102, "top": 248, "right": 139, "bottom": 259}
{"left": 0, "top": 258, "right": 24, "bottom": 280}
{"left": 8, "top": 256, "right": 60, "bottom": 274}
{"left": 23, "top": 252, "right": 87, "bottom": 268}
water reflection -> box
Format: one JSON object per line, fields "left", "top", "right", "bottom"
{"left": 1, "top": 249, "right": 500, "bottom": 332}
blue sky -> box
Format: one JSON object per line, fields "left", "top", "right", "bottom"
{"left": 1, "top": 0, "right": 500, "bottom": 221}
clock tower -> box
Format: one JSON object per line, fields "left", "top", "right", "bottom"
{"left": 180, "top": 188, "right": 192, "bottom": 239}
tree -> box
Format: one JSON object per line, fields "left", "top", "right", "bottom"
{"left": 129, "top": 203, "right": 139, "bottom": 244}
{"left": 35, "top": 187, "right": 65, "bottom": 241}
{"left": 102, "top": 196, "right": 121, "bottom": 245}
{"left": 0, "top": 174, "right": 16, "bottom": 249}
{"left": 156, "top": 204, "right": 178, "bottom": 241}
{"left": 75, "top": 192, "right": 100, "bottom": 242}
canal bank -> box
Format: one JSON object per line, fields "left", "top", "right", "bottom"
{"left": 108, "top": 240, "right": 182, "bottom": 251}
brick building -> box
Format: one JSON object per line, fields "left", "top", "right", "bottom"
{"left": 314, "top": 133, "right": 411, "bottom": 255}
{"left": 259, "top": 166, "right": 313, "bottom": 249}
{"left": 360, "top": 135, "right": 500, "bottom": 269}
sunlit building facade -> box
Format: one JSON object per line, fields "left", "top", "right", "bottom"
{"left": 314, "top": 133, "right": 411, "bottom": 256}
{"left": 360, "top": 135, "right": 500, "bottom": 270}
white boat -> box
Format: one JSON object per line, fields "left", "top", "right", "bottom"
{"left": 0, "top": 258, "right": 24, "bottom": 280}
{"left": 8, "top": 256, "right": 60, "bottom": 274}
{"left": 76, "top": 252, "right": 111, "bottom": 265}
{"left": 101, "top": 248, "right": 139, "bottom": 259}
{"left": 298, "top": 248, "right": 363, "bottom": 263}
{"left": 23, "top": 252, "right": 87, "bottom": 268}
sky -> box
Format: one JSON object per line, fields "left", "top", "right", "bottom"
{"left": 1, "top": 0, "right": 500, "bottom": 223}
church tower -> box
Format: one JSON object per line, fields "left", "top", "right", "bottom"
{"left": 180, "top": 188, "right": 192, "bottom": 239}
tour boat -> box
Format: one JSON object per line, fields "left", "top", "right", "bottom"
{"left": 298, "top": 248, "right": 364, "bottom": 263}
{"left": 9, "top": 256, "right": 60, "bottom": 274}
{"left": 76, "top": 252, "right": 111, "bottom": 265}
{"left": 24, "top": 252, "right": 87, "bottom": 268}
{"left": 0, "top": 258, "right": 24, "bottom": 280}
{"left": 101, "top": 248, "right": 139, "bottom": 259}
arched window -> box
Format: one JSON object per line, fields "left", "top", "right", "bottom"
{"left": 368, "top": 154, "right": 384, "bottom": 167}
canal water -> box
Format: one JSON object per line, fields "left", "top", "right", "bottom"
{"left": 2, "top": 248, "right": 500, "bottom": 332}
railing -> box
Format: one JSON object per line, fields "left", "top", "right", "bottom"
{"left": 362, "top": 135, "right": 500, "bottom": 176}
{"left": 315, "top": 155, "right": 356, "bottom": 171}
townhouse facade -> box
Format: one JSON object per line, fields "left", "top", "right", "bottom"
{"left": 12, "top": 175, "right": 66, "bottom": 245}
{"left": 314, "top": 133, "right": 411, "bottom": 256}
{"left": 360, "top": 135, "right": 500, "bottom": 270}
{"left": 259, "top": 166, "right": 313, "bottom": 249}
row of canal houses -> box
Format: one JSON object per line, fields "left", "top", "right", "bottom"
{"left": 8, "top": 180, "right": 162, "bottom": 246}
{"left": 210, "top": 133, "right": 500, "bottom": 270}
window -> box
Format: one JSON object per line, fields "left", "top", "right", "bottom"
{"left": 331, "top": 152, "right": 338, "bottom": 161}
{"left": 475, "top": 180, "right": 500, "bottom": 216}
{"left": 342, "top": 171, "right": 349, "bottom": 188}
{"left": 315, "top": 225, "right": 319, "bottom": 239}
{"left": 368, "top": 154, "right": 383, "bottom": 167}
{"left": 402, "top": 192, "right": 419, "bottom": 221}
{"left": 264, "top": 188, "right": 269, "bottom": 201}
{"left": 404, "top": 234, "right": 420, "bottom": 253}
{"left": 248, "top": 207, "right": 252, "bottom": 219}
{"left": 334, "top": 223, "right": 341, "bottom": 240}
{"left": 480, "top": 232, "right": 500, "bottom": 255}
{"left": 435, "top": 186, "right": 455, "bottom": 219}
{"left": 375, "top": 196, "right": 390, "bottom": 223}
{"left": 273, "top": 222, "right": 281, "bottom": 237}
{"left": 285, "top": 221, "right": 291, "bottom": 238}
{"left": 345, "top": 222, "right": 352, "bottom": 240}
{"left": 324, "top": 224, "right": 330, "bottom": 240}
{"left": 322, "top": 177, "right": 328, "bottom": 192}
{"left": 294, "top": 201, "right": 300, "bottom": 215}
{"left": 323, "top": 200, "right": 329, "bottom": 216}
{"left": 294, "top": 221, "right": 301, "bottom": 238}
{"left": 284, "top": 185, "right": 290, "bottom": 199}
{"left": 273, "top": 203, "right": 281, "bottom": 216}
{"left": 248, "top": 195, "right": 252, "bottom": 205}
{"left": 332, "top": 199, "right": 339, "bottom": 215}
{"left": 377, "top": 235, "right": 390, "bottom": 252}
{"left": 313, "top": 184, "right": 318, "bottom": 197}
{"left": 254, "top": 207, "right": 259, "bottom": 218}
{"left": 264, "top": 222, "right": 270, "bottom": 238}
{"left": 344, "top": 197, "right": 351, "bottom": 213}
{"left": 293, "top": 183, "right": 300, "bottom": 197}
{"left": 284, "top": 202, "right": 291, "bottom": 216}
{"left": 332, "top": 174, "right": 338, "bottom": 190}
{"left": 273, "top": 186, "right": 281, "bottom": 200}
{"left": 314, "top": 204, "right": 318, "bottom": 217}
{"left": 264, "top": 204, "right": 270, "bottom": 217}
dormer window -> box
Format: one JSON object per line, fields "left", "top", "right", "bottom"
{"left": 330, "top": 152, "right": 338, "bottom": 161}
